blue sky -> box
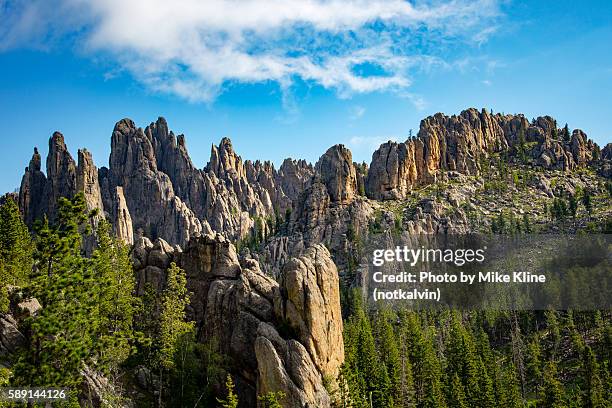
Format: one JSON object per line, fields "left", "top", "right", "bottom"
{"left": 0, "top": 0, "right": 611, "bottom": 193}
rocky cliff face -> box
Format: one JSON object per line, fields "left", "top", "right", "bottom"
{"left": 366, "top": 108, "right": 601, "bottom": 200}
{"left": 132, "top": 234, "right": 343, "bottom": 408}
{"left": 315, "top": 145, "right": 357, "bottom": 204}
{"left": 18, "top": 109, "right": 605, "bottom": 250}
{"left": 19, "top": 133, "right": 78, "bottom": 225}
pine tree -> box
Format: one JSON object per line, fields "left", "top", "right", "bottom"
{"left": 217, "top": 375, "right": 239, "bottom": 408}
{"left": 374, "top": 309, "right": 402, "bottom": 406}
{"left": 568, "top": 194, "right": 578, "bottom": 219}
{"left": 541, "top": 360, "right": 565, "bottom": 408}
{"left": 545, "top": 310, "right": 561, "bottom": 358}
{"left": 582, "top": 346, "right": 605, "bottom": 408}
{"left": 448, "top": 374, "right": 468, "bottom": 408}
{"left": 582, "top": 189, "right": 593, "bottom": 218}
{"left": 0, "top": 197, "right": 32, "bottom": 284}
{"left": 522, "top": 213, "right": 532, "bottom": 233}
{"left": 527, "top": 336, "right": 543, "bottom": 398}
{"left": 14, "top": 193, "right": 97, "bottom": 387}
{"left": 0, "top": 197, "right": 33, "bottom": 312}
{"left": 562, "top": 124, "right": 571, "bottom": 142}
{"left": 499, "top": 364, "right": 523, "bottom": 408}
{"left": 156, "top": 262, "right": 195, "bottom": 406}
{"left": 91, "top": 219, "right": 137, "bottom": 374}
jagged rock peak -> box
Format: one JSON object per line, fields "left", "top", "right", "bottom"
{"left": 208, "top": 137, "right": 245, "bottom": 179}
{"left": 602, "top": 143, "right": 612, "bottom": 160}
{"left": 77, "top": 148, "right": 104, "bottom": 214}
{"left": 113, "top": 118, "right": 137, "bottom": 134}
{"left": 28, "top": 147, "right": 42, "bottom": 172}
{"left": 366, "top": 107, "right": 602, "bottom": 200}
{"left": 315, "top": 144, "right": 357, "bottom": 203}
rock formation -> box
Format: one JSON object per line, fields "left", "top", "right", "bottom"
{"left": 131, "top": 234, "right": 344, "bottom": 408}
{"left": 17, "top": 109, "right": 604, "bottom": 251}
{"left": 315, "top": 145, "right": 357, "bottom": 204}
{"left": 18, "top": 148, "right": 47, "bottom": 226}
{"left": 366, "top": 108, "right": 601, "bottom": 199}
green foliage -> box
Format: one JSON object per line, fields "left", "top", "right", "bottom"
{"left": 582, "top": 189, "right": 593, "bottom": 217}
{"left": 568, "top": 194, "right": 578, "bottom": 219}
{"left": 91, "top": 219, "right": 137, "bottom": 374}
{"left": 582, "top": 346, "right": 605, "bottom": 408}
{"left": 217, "top": 375, "right": 239, "bottom": 408}
{"left": 562, "top": 124, "right": 571, "bottom": 142}
{"left": 11, "top": 193, "right": 140, "bottom": 393}
{"left": 13, "top": 194, "right": 98, "bottom": 387}
{"left": 0, "top": 197, "right": 33, "bottom": 312}
{"left": 541, "top": 360, "right": 565, "bottom": 408}
{"left": 605, "top": 181, "right": 612, "bottom": 198}
{"left": 258, "top": 391, "right": 286, "bottom": 408}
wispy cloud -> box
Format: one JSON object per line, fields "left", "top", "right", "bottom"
{"left": 1, "top": 0, "right": 503, "bottom": 102}
{"left": 347, "top": 135, "right": 400, "bottom": 158}
{"left": 349, "top": 105, "right": 366, "bottom": 120}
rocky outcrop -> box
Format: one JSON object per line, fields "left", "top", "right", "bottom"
{"left": 315, "top": 145, "right": 357, "bottom": 204}
{"left": 19, "top": 148, "right": 47, "bottom": 225}
{"left": 19, "top": 133, "right": 79, "bottom": 225}
{"left": 366, "top": 108, "right": 601, "bottom": 200}
{"left": 17, "top": 110, "right": 604, "bottom": 251}
{"left": 132, "top": 234, "right": 344, "bottom": 408}
{"left": 602, "top": 143, "right": 612, "bottom": 160}
{"left": 108, "top": 119, "right": 205, "bottom": 246}
{"left": 275, "top": 245, "right": 344, "bottom": 379}
{"left": 0, "top": 314, "right": 26, "bottom": 357}
{"left": 77, "top": 149, "right": 104, "bottom": 215}
{"left": 111, "top": 186, "right": 134, "bottom": 245}
{"left": 44, "top": 132, "right": 78, "bottom": 221}
{"left": 366, "top": 140, "right": 422, "bottom": 200}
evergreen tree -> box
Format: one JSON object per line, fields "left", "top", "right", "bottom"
{"left": 527, "top": 336, "right": 543, "bottom": 398}
{"left": 0, "top": 197, "right": 32, "bottom": 286}
{"left": 582, "top": 189, "right": 593, "bottom": 218}
{"left": 91, "top": 220, "right": 137, "bottom": 374}
{"left": 545, "top": 310, "right": 561, "bottom": 358}
{"left": 568, "top": 194, "right": 578, "bottom": 219}
{"left": 374, "top": 309, "right": 402, "bottom": 406}
{"left": 562, "top": 124, "right": 571, "bottom": 142}
{"left": 499, "top": 364, "right": 523, "bottom": 408}
{"left": 522, "top": 214, "right": 532, "bottom": 233}
{"left": 541, "top": 361, "right": 564, "bottom": 408}
{"left": 14, "top": 194, "right": 97, "bottom": 387}
{"left": 156, "top": 263, "right": 195, "bottom": 406}
{"left": 217, "top": 375, "right": 239, "bottom": 408}
{"left": 582, "top": 346, "right": 605, "bottom": 408}
{"left": 448, "top": 374, "right": 468, "bottom": 408}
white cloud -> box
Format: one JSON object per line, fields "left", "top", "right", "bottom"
{"left": 1, "top": 0, "right": 503, "bottom": 102}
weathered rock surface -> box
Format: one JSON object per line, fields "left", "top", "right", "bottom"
{"left": 366, "top": 108, "right": 602, "bottom": 199}
{"left": 132, "top": 234, "right": 344, "bottom": 408}
{"left": 19, "top": 148, "right": 47, "bottom": 226}
{"left": 19, "top": 133, "right": 80, "bottom": 225}
{"left": 17, "top": 109, "right": 605, "bottom": 254}
{"left": 315, "top": 145, "right": 357, "bottom": 204}
{"left": 0, "top": 314, "right": 26, "bottom": 357}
